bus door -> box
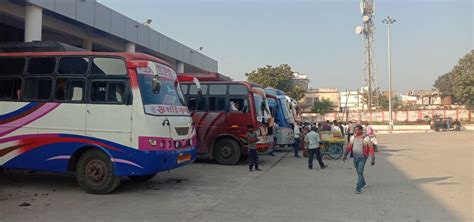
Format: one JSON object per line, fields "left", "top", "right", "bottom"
{"left": 85, "top": 80, "right": 132, "bottom": 146}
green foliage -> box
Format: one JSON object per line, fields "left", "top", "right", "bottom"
{"left": 245, "top": 64, "right": 295, "bottom": 93}
{"left": 377, "top": 94, "right": 389, "bottom": 110}
{"left": 311, "top": 98, "right": 333, "bottom": 115}
{"left": 433, "top": 73, "right": 453, "bottom": 97}
{"left": 287, "top": 87, "right": 306, "bottom": 101}
{"left": 450, "top": 50, "right": 474, "bottom": 105}
{"left": 434, "top": 50, "right": 474, "bottom": 105}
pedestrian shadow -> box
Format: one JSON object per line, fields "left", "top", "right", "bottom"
{"left": 413, "top": 176, "right": 452, "bottom": 184}
{"left": 379, "top": 148, "right": 410, "bottom": 153}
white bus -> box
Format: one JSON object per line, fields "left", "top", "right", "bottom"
{"left": 0, "top": 42, "right": 197, "bottom": 194}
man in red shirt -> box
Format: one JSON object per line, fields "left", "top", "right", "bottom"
{"left": 343, "top": 125, "right": 375, "bottom": 194}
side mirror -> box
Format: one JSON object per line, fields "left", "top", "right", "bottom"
{"left": 152, "top": 75, "right": 161, "bottom": 94}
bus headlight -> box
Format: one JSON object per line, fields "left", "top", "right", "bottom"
{"left": 148, "top": 139, "right": 157, "bottom": 147}
{"left": 175, "top": 141, "right": 180, "bottom": 148}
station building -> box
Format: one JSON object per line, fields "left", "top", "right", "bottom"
{"left": 0, "top": 0, "right": 218, "bottom": 73}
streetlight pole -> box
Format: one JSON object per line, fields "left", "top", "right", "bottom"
{"left": 382, "top": 16, "right": 396, "bottom": 132}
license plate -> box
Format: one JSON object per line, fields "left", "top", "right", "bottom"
{"left": 177, "top": 153, "right": 191, "bottom": 163}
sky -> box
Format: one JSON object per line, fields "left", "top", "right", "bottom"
{"left": 98, "top": 0, "right": 473, "bottom": 93}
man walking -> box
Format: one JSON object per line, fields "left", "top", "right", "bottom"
{"left": 293, "top": 122, "right": 301, "bottom": 158}
{"left": 343, "top": 125, "right": 375, "bottom": 194}
{"left": 305, "top": 127, "right": 327, "bottom": 170}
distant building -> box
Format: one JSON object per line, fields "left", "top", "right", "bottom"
{"left": 399, "top": 94, "right": 417, "bottom": 106}
{"left": 407, "top": 89, "right": 443, "bottom": 105}
{"left": 302, "top": 88, "right": 340, "bottom": 112}
{"left": 340, "top": 88, "right": 365, "bottom": 111}
{"left": 292, "top": 72, "right": 310, "bottom": 91}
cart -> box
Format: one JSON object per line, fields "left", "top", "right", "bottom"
{"left": 319, "top": 131, "right": 345, "bottom": 160}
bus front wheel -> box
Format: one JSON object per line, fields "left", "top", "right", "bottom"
{"left": 76, "top": 150, "right": 121, "bottom": 194}
{"left": 214, "top": 138, "right": 241, "bottom": 165}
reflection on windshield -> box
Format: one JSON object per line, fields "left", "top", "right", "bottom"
{"left": 279, "top": 98, "right": 291, "bottom": 120}
{"left": 253, "top": 93, "right": 264, "bottom": 122}
{"left": 137, "top": 62, "right": 187, "bottom": 115}
{"left": 139, "top": 75, "right": 185, "bottom": 106}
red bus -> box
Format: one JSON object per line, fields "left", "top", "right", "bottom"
{"left": 179, "top": 75, "right": 273, "bottom": 165}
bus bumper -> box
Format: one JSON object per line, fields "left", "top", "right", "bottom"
{"left": 114, "top": 147, "right": 197, "bottom": 176}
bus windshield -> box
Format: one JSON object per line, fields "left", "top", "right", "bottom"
{"left": 137, "top": 62, "right": 187, "bottom": 116}
{"left": 279, "top": 97, "right": 292, "bottom": 122}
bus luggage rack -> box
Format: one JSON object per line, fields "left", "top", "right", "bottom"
{"left": 0, "top": 41, "right": 86, "bottom": 52}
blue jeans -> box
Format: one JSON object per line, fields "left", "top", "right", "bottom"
{"left": 293, "top": 138, "right": 300, "bottom": 157}
{"left": 353, "top": 157, "right": 367, "bottom": 191}
{"left": 308, "top": 148, "right": 325, "bottom": 169}
{"left": 249, "top": 149, "right": 259, "bottom": 169}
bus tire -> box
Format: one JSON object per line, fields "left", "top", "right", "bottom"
{"left": 214, "top": 138, "right": 241, "bottom": 165}
{"left": 129, "top": 173, "right": 157, "bottom": 182}
{"left": 76, "top": 150, "right": 121, "bottom": 194}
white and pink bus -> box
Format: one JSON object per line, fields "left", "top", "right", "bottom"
{"left": 0, "top": 42, "right": 197, "bottom": 194}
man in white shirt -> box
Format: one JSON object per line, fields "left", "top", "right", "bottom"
{"left": 293, "top": 122, "right": 301, "bottom": 158}
{"left": 305, "top": 127, "right": 327, "bottom": 170}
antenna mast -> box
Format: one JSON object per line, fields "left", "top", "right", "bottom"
{"left": 356, "top": 0, "right": 377, "bottom": 111}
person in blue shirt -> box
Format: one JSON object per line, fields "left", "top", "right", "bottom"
{"left": 304, "top": 127, "right": 327, "bottom": 170}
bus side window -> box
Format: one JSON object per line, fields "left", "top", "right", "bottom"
{"left": 24, "top": 78, "right": 52, "bottom": 100}
{"left": 55, "top": 78, "right": 85, "bottom": 102}
{"left": 90, "top": 81, "right": 126, "bottom": 104}
{"left": 188, "top": 96, "right": 206, "bottom": 111}
{"left": 69, "top": 80, "right": 85, "bottom": 101}
{"left": 90, "top": 82, "right": 107, "bottom": 102}
{"left": 229, "top": 98, "right": 247, "bottom": 112}
{"left": 209, "top": 97, "right": 225, "bottom": 111}
{"left": 0, "top": 78, "right": 22, "bottom": 101}
{"left": 108, "top": 82, "right": 125, "bottom": 103}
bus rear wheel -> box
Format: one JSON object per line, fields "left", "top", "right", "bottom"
{"left": 76, "top": 150, "right": 121, "bottom": 194}
{"left": 129, "top": 173, "right": 157, "bottom": 182}
{"left": 214, "top": 138, "right": 241, "bottom": 165}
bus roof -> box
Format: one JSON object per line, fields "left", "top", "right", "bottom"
{"left": 265, "top": 87, "right": 287, "bottom": 96}
{"left": 180, "top": 73, "right": 232, "bottom": 81}
{"left": 0, "top": 42, "right": 171, "bottom": 68}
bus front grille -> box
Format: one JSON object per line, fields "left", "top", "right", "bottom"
{"left": 175, "top": 127, "right": 190, "bottom": 136}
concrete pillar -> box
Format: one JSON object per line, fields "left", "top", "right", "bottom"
{"left": 24, "top": 4, "right": 42, "bottom": 42}
{"left": 82, "top": 39, "right": 93, "bottom": 51}
{"left": 176, "top": 61, "right": 185, "bottom": 74}
{"left": 125, "top": 42, "right": 135, "bottom": 53}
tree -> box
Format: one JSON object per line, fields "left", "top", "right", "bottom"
{"left": 433, "top": 50, "right": 474, "bottom": 106}
{"left": 433, "top": 73, "right": 453, "bottom": 98}
{"left": 450, "top": 50, "right": 474, "bottom": 106}
{"left": 377, "top": 94, "right": 389, "bottom": 110}
{"left": 245, "top": 64, "right": 295, "bottom": 93}
{"left": 287, "top": 86, "right": 305, "bottom": 101}
{"left": 311, "top": 98, "right": 333, "bottom": 115}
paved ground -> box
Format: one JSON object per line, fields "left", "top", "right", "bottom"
{"left": 1, "top": 131, "right": 473, "bottom": 221}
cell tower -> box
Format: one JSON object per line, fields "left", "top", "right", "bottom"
{"left": 355, "top": 0, "right": 377, "bottom": 111}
